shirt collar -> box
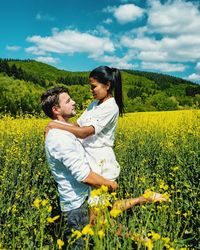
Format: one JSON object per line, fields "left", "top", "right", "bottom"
{"left": 53, "top": 120, "right": 73, "bottom": 126}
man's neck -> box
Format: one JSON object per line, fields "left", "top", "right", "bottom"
{"left": 54, "top": 116, "right": 69, "bottom": 123}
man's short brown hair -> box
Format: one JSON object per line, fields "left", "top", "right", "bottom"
{"left": 41, "top": 87, "right": 69, "bottom": 119}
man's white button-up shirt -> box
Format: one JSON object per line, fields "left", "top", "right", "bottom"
{"left": 45, "top": 129, "right": 90, "bottom": 212}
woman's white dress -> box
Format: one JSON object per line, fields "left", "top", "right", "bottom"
{"left": 77, "top": 97, "right": 120, "bottom": 181}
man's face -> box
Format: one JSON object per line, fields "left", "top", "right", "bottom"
{"left": 56, "top": 92, "right": 76, "bottom": 119}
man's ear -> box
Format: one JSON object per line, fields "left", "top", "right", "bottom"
{"left": 52, "top": 105, "right": 60, "bottom": 116}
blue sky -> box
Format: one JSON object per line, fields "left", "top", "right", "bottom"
{"left": 1, "top": 0, "right": 200, "bottom": 82}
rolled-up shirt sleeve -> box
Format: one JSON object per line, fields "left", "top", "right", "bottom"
{"left": 48, "top": 131, "right": 90, "bottom": 182}
{"left": 90, "top": 111, "right": 118, "bottom": 135}
{"left": 79, "top": 107, "right": 118, "bottom": 136}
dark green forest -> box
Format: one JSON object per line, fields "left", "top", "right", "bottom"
{"left": 0, "top": 58, "right": 199, "bottom": 116}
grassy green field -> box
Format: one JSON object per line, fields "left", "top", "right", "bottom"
{"left": 0, "top": 110, "right": 199, "bottom": 249}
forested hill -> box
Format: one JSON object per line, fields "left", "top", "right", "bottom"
{"left": 124, "top": 69, "right": 197, "bottom": 89}
{"left": 0, "top": 58, "right": 200, "bottom": 116}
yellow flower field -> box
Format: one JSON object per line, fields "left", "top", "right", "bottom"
{"left": 0, "top": 110, "right": 199, "bottom": 249}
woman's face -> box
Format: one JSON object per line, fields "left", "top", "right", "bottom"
{"left": 89, "top": 77, "right": 110, "bottom": 102}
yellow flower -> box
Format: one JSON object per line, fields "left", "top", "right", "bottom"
{"left": 159, "top": 180, "right": 169, "bottom": 191}
{"left": 172, "top": 166, "right": 179, "bottom": 172}
{"left": 90, "top": 188, "right": 101, "bottom": 198}
{"left": 110, "top": 208, "right": 122, "bottom": 218}
{"left": 111, "top": 192, "right": 117, "bottom": 200}
{"left": 47, "top": 215, "right": 60, "bottom": 223}
{"left": 104, "top": 198, "right": 112, "bottom": 208}
{"left": 144, "top": 238, "right": 153, "bottom": 250}
{"left": 131, "top": 233, "right": 142, "bottom": 242}
{"left": 140, "top": 176, "right": 146, "bottom": 183}
{"left": 94, "top": 207, "right": 100, "bottom": 212}
{"left": 71, "top": 229, "right": 82, "bottom": 239}
{"left": 33, "top": 198, "right": 41, "bottom": 209}
{"left": 151, "top": 231, "right": 161, "bottom": 241}
{"left": 101, "top": 219, "right": 108, "bottom": 226}
{"left": 82, "top": 224, "right": 94, "bottom": 236}
{"left": 162, "top": 237, "right": 171, "bottom": 248}
{"left": 143, "top": 189, "right": 154, "bottom": 199}
{"left": 101, "top": 185, "right": 108, "bottom": 192}
{"left": 162, "top": 237, "right": 170, "bottom": 243}
{"left": 98, "top": 230, "right": 105, "bottom": 239}
{"left": 11, "top": 204, "right": 17, "bottom": 214}
{"left": 41, "top": 199, "right": 48, "bottom": 206}
{"left": 48, "top": 206, "right": 52, "bottom": 213}
{"left": 57, "top": 239, "right": 64, "bottom": 249}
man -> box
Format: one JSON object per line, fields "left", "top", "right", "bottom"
{"left": 41, "top": 87, "right": 118, "bottom": 248}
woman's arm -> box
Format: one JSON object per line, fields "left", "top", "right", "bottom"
{"left": 45, "top": 121, "right": 95, "bottom": 139}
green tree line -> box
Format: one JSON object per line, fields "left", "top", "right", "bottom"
{"left": 0, "top": 59, "right": 200, "bottom": 116}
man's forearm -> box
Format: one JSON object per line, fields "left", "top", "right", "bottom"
{"left": 82, "top": 171, "right": 118, "bottom": 190}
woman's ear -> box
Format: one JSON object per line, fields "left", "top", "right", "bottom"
{"left": 107, "top": 82, "right": 111, "bottom": 90}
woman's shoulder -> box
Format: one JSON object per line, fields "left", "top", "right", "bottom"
{"left": 100, "top": 98, "right": 119, "bottom": 113}
{"left": 87, "top": 100, "right": 98, "bottom": 111}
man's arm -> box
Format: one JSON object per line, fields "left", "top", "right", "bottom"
{"left": 47, "top": 131, "right": 117, "bottom": 189}
{"left": 82, "top": 171, "right": 118, "bottom": 190}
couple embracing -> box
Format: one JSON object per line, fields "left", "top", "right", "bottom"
{"left": 41, "top": 66, "right": 167, "bottom": 248}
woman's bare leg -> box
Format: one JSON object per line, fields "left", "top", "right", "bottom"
{"left": 112, "top": 192, "right": 169, "bottom": 211}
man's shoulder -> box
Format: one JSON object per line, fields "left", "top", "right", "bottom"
{"left": 45, "top": 129, "right": 76, "bottom": 145}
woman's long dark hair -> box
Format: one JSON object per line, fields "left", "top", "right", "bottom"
{"left": 89, "top": 66, "right": 124, "bottom": 115}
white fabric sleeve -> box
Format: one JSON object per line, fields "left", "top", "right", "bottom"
{"left": 50, "top": 132, "right": 90, "bottom": 182}
{"left": 76, "top": 109, "right": 87, "bottom": 127}
{"left": 77, "top": 101, "right": 96, "bottom": 127}
{"left": 87, "top": 107, "right": 118, "bottom": 135}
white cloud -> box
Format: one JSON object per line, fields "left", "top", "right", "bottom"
{"left": 113, "top": 4, "right": 144, "bottom": 24}
{"left": 6, "top": 45, "right": 21, "bottom": 51}
{"left": 138, "top": 51, "right": 168, "bottom": 62}
{"left": 25, "top": 0, "right": 200, "bottom": 74}
{"left": 102, "top": 18, "right": 113, "bottom": 24}
{"left": 25, "top": 46, "right": 47, "bottom": 55}
{"left": 115, "top": 0, "right": 200, "bottom": 72}
{"left": 121, "top": 36, "right": 161, "bottom": 51}
{"left": 121, "top": 33, "right": 200, "bottom": 64}
{"left": 35, "top": 56, "right": 60, "bottom": 64}
{"left": 96, "top": 26, "right": 111, "bottom": 36}
{"left": 36, "top": 13, "right": 55, "bottom": 21}
{"left": 103, "top": 6, "right": 116, "bottom": 13}
{"left": 95, "top": 54, "right": 135, "bottom": 69}
{"left": 187, "top": 73, "right": 200, "bottom": 81}
{"left": 141, "top": 62, "right": 186, "bottom": 72}
{"left": 147, "top": 0, "right": 200, "bottom": 36}
{"left": 195, "top": 62, "right": 200, "bottom": 71}
{"left": 26, "top": 29, "right": 115, "bottom": 58}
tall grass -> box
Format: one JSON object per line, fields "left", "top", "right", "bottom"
{"left": 0, "top": 110, "right": 199, "bottom": 249}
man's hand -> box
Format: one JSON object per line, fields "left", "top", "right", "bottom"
{"left": 109, "top": 181, "right": 118, "bottom": 191}
{"left": 83, "top": 171, "right": 118, "bottom": 190}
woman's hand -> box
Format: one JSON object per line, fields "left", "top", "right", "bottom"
{"left": 44, "top": 122, "right": 55, "bottom": 138}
